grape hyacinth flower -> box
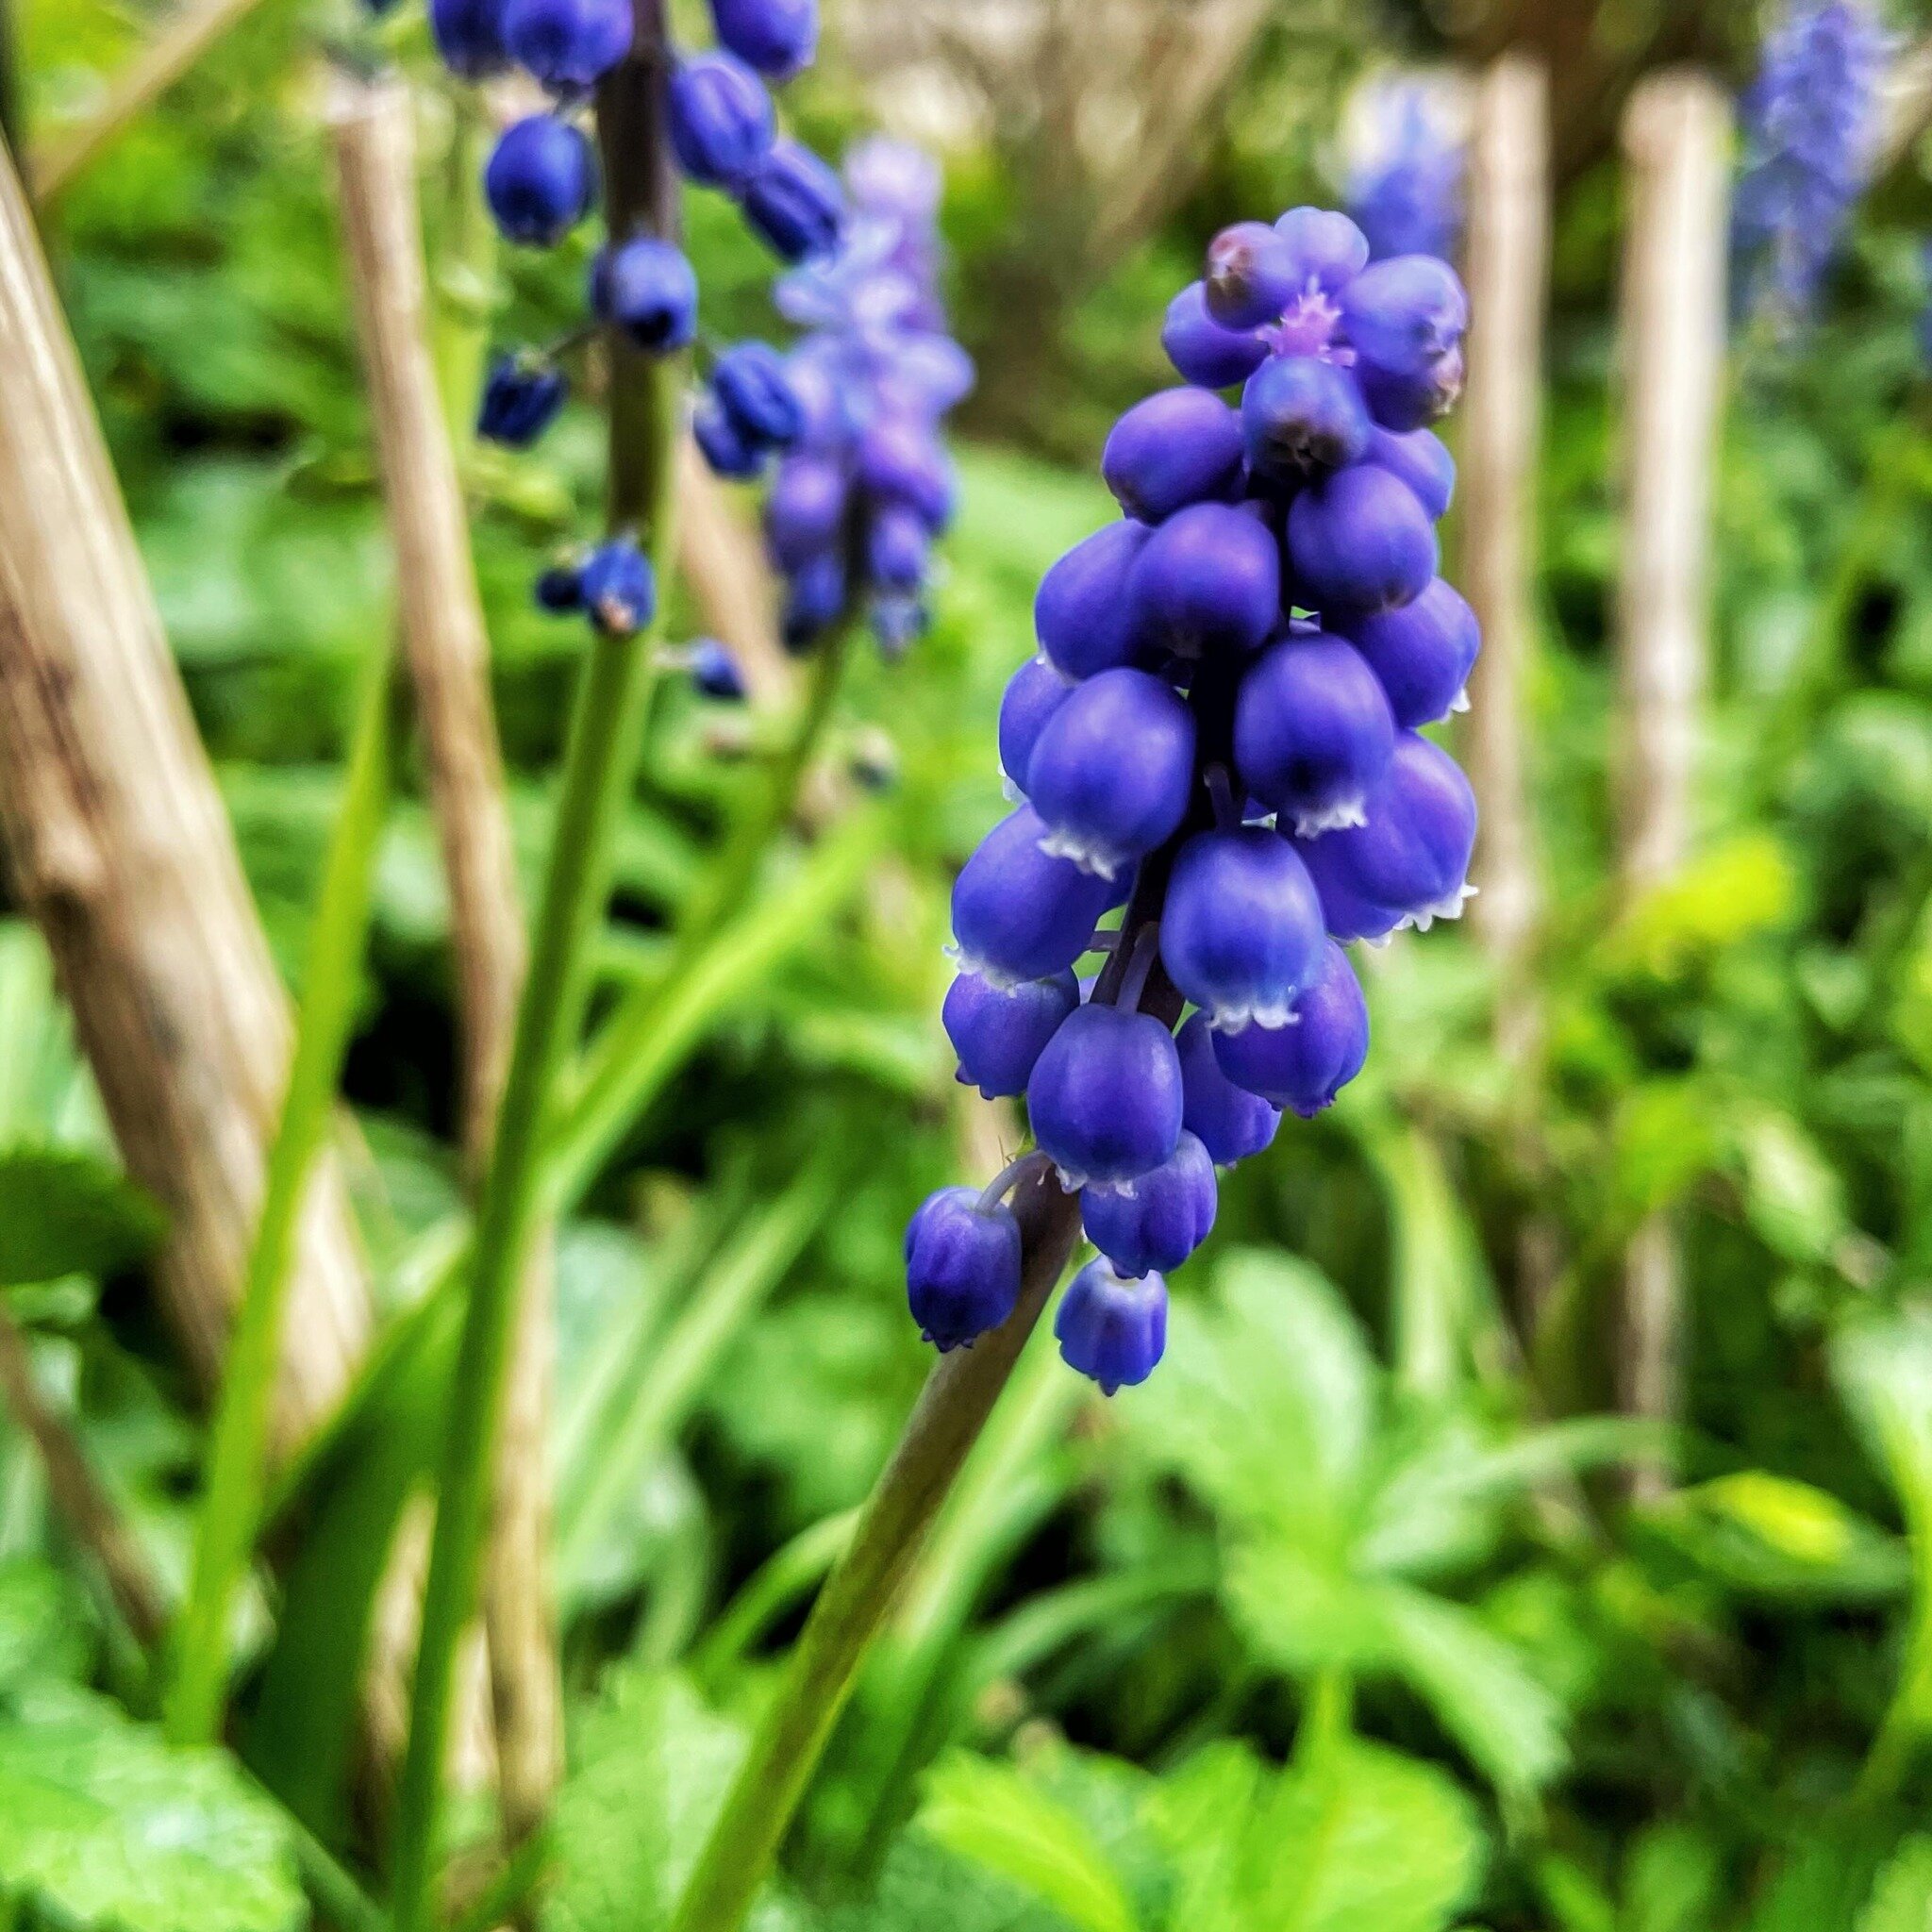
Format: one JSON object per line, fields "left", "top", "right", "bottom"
{"left": 909, "top": 206, "right": 1479, "bottom": 1393}
{"left": 1733, "top": 0, "right": 1890, "bottom": 327}
{"left": 1346, "top": 77, "right": 1465, "bottom": 265}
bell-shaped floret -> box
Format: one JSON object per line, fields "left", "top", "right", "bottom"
{"left": 1341, "top": 254, "right": 1468, "bottom": 429}
{"left": 942, "top": 968, "right": 1080, "bottom": 1099}
{"left": 1364, "top": 425, "right": 1456, "bottom": 520}
{"left": 503, "top": 0, "right": 631, "bottom": 89}
{"left": 951, "top": 805, "right": 1118, "bottom": 983}
{"left": 741, "top": 140, "right": 844, "bottom": 261}
{"left": 1241, "top": 355, "right": 1372, "bottom": 477}
{"left": 1035, "top": 520, "right": 1154, "bottom": 678}
{"left": 906, "top": 1186, "right": 1022, "bottom": 1351}
{"left": 1205, "top": 220, "right": 1303, "bottom": 329}
{"left": 1234, "top": 629, "right": 1396, "bottom": 837}
{"left": 1210, "top": 940, "right": 1369, "bottom": 1116}
{"left": 590, "top": 238, "right": 698, "bottom": 352}
{"left": 1101, "top": 389, "right": 1244, "bottom": 524}
{"left": 1027, "top": 1003, "right": 1184, "bottom": 1189}
{"left": 1334, "top": 577, "right": 1479, "bottom": 729}
{"left": 1163, "top": 281, "right": 1269, "bottom": 389}
{"left": 1055, "top": 1259, "right": 1169, "bottom": 1394}
{"left": 484, "top": 116, "right": 595, "bottom": 246}
{"left": 1159, "top": 826, "right": 1325, "bottom": 1031}
{"left": 710, "top": 0, "right": 817, "bottom": 79}
{"left": 577, "top": 541, "right": 656, "bottom": 637}
{"left": 865, "top": 506, "right": 929, "bottom": 591}
{"left": 432, "top": 0, "right": 509, "bottom": 78}
{"left": 1082, "top": 1131, "right": 1217, "bottom": 1277}
{"left": 1273, "top": 207, "right": 1370, "bottom": 294}
{"left": 997, "top": 654, "right": 1074, "bottom": 793}
{"left": 1285, "top": 464, "right": 1437, "bottom": 615}
{"left": 668, "top": 51, "right": 775, "bottom": 188}
{"left": 1175, "top": 1011, "right": 1280, "bottom": 1165}
{"left": 1128, "top": 503, "right": 1280, "bottom": 661}
{"left": 858, "top": 416, "right": 956, "bottom": 531}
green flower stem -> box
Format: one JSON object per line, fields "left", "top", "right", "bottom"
{"left": 662, "top": 1170, "right": 1084, "bottom": 1932}
{"left": 691, "top": 1509, "right": 859, "bottom": 1688}
{"left": 163, "top": 637, "right": 397, "bottom": 1748}
{"left": 429, "top": 83, "right": 497, "bottom": 455}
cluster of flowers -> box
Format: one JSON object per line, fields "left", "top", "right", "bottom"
{"left": 1733, "top": 0, "right": 1888, "bottom": 326}
{"left": 1346, "top": 77, "right": 1464, "bottom": 266}
{"left": 438, "top": 0, "right": 842, "bottom": 677}
{"left": 741, "top": 139, "right": 975, "bottom": 656}
{"left": 908, "top": 208, "right": 1477, "bottom": 1395}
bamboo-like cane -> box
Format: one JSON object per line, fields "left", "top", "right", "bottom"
{"left": 331, "top": 73, "right": 561, "bottom": 1837}
{"left": 1612, "top": 71, "right": 1731, "bottom": 1499}
{"left": 0, "top": 134, "right": 372, "bottom": 1455}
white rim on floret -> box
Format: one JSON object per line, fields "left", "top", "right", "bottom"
{"left": 1054, "top": 1161, "right": 1146, "bottom": 1196}
{"left": 1449, "top": 686, "right": 1471, "bottom": 714}
{"left": 1000, "top": 770, "right": 1025, "bottom": 803}
{"left": 1206, "top": 998, "right": 1302, "bottom": 1035}
{"left": 944, "top": 941, "right": 1031, "bottom": 991}
{"left": 1290, "top": 794, "right": 1369, "bottom": 838}
{"left": 1035, "top": 824, "right": 1129, "bottom": 880}
{"left": 1399, "top": 879, "right": 1479, "bottom": 934}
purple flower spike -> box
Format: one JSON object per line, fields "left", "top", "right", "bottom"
{"left": 1286, "top": 464, "right": 1438, "bottom": 615}
{"left": 765, "top": 456, "right": 848, "bottom": 570}
{"left": 1160, "top": 827, "right": 1325, "bottom": 1031}
{"left": 857, "top": 417, "right": 955, "bottom": 530}
{"left": 1128, "top": 502, "right": 1280, "bottom": 661}
{"left": 1273, "top": 207, "right": 1371, "bottom": 294}
{"left": 1241, "top": 355, "right": 1373, "bottom": 477}
{"left": 1211, "top": 940, "right": 1369, "bottom": 1116}
{"left": 1027, "top": 1004, "right": 1184, "bottom": 1189}
{"left": 1175, "top": 1011, "right": 1280, "bottom": 1165}
{"left": 997, "top": 654, "right": 1074, "bottom": 793}
{"left": 669, "top": 51, "right": 775, "bottom": 189}
{"left": 951, "top": 805, "right": 1118, "bottom": 984}
{"left": 1036, "top": 521, "right": 1154, "bottom": 678}
{"left": 1101, "top": 389, "right": 1244, "bottom": 524}
{"left": 1234, "top": 630, "right": 1396, "bottom": 837}
{"left": 943, "top": 968, "right": 1080, "bottom": 1099}
{"left": 1365, "top": 425, "right": 1456, "bottom": 520}
{"left": 1205, "top": 220, "right": 1303, "bottom": 330}
{"left": 1163, "top": 282, "right": 1269, "bottom": 389}
{"left": 1294, "top": 731, "right": 1478, "bottom": 941}
{"left": 1055, "top": 1259, "right": 1169, "bottom": 1394}
{"left": 1025, "top": 668, "right": 1196, "bottom": 877}
{"left": 1082, "top": 1131, "right": 1217, "bottom": 1277}
{"left": 1335, "top": 577, "right": 1480, "bottom": 729}
{"left": 906, "top": 1186, "right": 1022, "bottom": 1351}
{"left": 1341, "top": 255, "right": 1469, "bottom": 428}
{"left": 503, "top": 0, "right": 631, "bottom": 90}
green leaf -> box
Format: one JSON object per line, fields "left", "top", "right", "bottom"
{"left": 919, "top": 1753, "right": 1139, "bottom": 1932}
{"left": 1857, "top": 1836, "right": 1932, "bottom": 1932}
{"left": 1624, "top": 1824, "right": 1723, "bottom": 1932}
{"left": 0, "top": 1146, "right": 164, "bottom": 1287}
{"left": 0, "top": 1683, "right": 304, "bottom": 1932}
{"left": 814, "top": 1833, "right": 1082, "bottom": 1932}
{"left": 0, "top": 1560, "right": 94, "bottom": 1696}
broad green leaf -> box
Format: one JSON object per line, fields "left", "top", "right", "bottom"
{"left": 0, "top": 1560, "right": 93, "bottom": 1695}
{"left": 1857, "top": 1835, "right": 1932, "bottom": 1932}
{"left": 919, "top": 1753, "right": 1139, "bottom": 1932}
{"left": 0, "top": 1147, "right": 163, "bottom": 1287}
{"left": 0, "top": 1683, "right": 303, "bottom": 1932}
{"left": 815, "top": 1833, "right": 1083, "bottom": 1932}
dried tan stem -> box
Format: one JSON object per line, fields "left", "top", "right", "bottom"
{"left": 0, "top": 130, "right": 371, "bottom": 1457}
{"left": 1612, "top": 70, "right": 1731, "bottom": 1498}
{"left": 675, "top": 441, "right": 791, "bottom": 709}
{"left": 331, "top": 75, "right": 558, "bottom": 1836}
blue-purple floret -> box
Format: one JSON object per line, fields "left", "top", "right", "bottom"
{"left": 908, "top": 204, "right": 1480, "bottom": 1392}
{"left": 1348, "top": 82, "right": 1465, "bottom": 266}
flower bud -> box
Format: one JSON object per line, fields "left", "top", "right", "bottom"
{"left": 781, "top": 552, "right": 845, "bottom": 651}
{"left": 1035, "top": 520, "right": 1154, "bottom": 679}
{"left": 591, "top": 238, "right": 698, "bottom": 352}
{"left": 1175, "top": 1011, "right": 1280, "bottom": 1165}
{"left": 1234, "top": 629, "right": 1395, "bottom": 835}
{"left": 741, "top": 139, "right": 844, "bottom": 262}
{"left": 1333, "top": 577, "right": 1479, "bottom": 729}
{"left": 1241, "top": 354, "right": 1373, "bottom": 476}
{"left": 1205, "top": 219, "right": 1302, "bottom": 330}
{"left": 476, "top": 355, "right": 567, "bottom": 448}
{"left": 503, "top": 0, "right": 631, "bottom": 89}
{"left": 1341, "top": 254, "right": 1468, "bottom": 429}
{"left": 1027, "top": 1004, "right": 1184, "bottom": 1189}
{"left": 669, "top": 51, "right": 774, "bottom": 189}
{"left": 689, "top": 639, "right": 746, "bottom": 700}
{"left": 1273, "top": 206, "right": 1370, "bottom": 294}
{"left": 1081, "top": 1131, "right": 1217, "bottom": 1278}
{"left": 1025, "top": 668, "right": 1195, "bottom": 877}
{"left": 1128, "top": 502, "right": 1280, "bottom": 660}
{"left": 906, "top": 1186, "right": 1022, "bottom": 1351}
{"left": 694, "top": 398, "right": 763, "bottom": 478}
{"left": 857, "top": 417, "right": 955, "bottom": 530}
{"left": 1101, "top": 388, "right": 1244, "bottom": 524}
{"left": 712, "top": 340, "right": 802, "bottom": 447}
{"left": 710, "top": 0, "right": 818, "bottom": 80}
{"left": 951, "top": 805, "right": 1118, "bottom": 983}
{"left": 1285, "top": 463, "right": 1437, "bottom": 615}
{"left": 1365, "top": 425, "right": 1456, "bottom": 520}
{"left": 534, "top": 562, "right": 583, "bottom": 612}
{"left": 1162, "top": 281, "right": 1268, "bottom": 389}
{"left": 864, "top": 504, "right": 930, "bottom": 591}
{"left": 484, "top": 116, "right": 595, "bottom": 246}
{"left": 1055, "top": 1259, "right": 1168, "bottom": 1394}
{"left": 577, "top": 540, "right": 656, "bottom": 638}
{"left": 1211, "top": 940, "right": 1369, "bottom": 1116}
{"left": 431, "top": 0, "right": 508, "bottom": 77}
{"left": 997, "top": 654, "right": 1074, "bottom": 793}
{"left": 1159, "top": 827, "right": 1325, "bottom": 1031}
{"left": 943, "top": 967, "right": 1080, "bottom": 1099}
{"left": 765, "top": 456, "right": 848, "bottom": 570}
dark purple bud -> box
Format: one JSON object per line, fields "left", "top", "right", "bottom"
{"left": 484, "top": 116, "right": 595, "bottom": 246}
{"left": 906, "top": 1186, "right": 1022, "bottom": 1351}
{"left": 577, "top": 540, "right": 656, "bottom": 637}
{"left": 997, "top": 654, "right": 1074, "bottom": 792}
{"left": 1241, "top": 354, "right": 1373, "bottom": 476}
{"left": 765, "top": 456, "right": 848, "bottom": 570}
{"left": 591, "top": 238, "right": 698, "bottom": 352}
{"left": 431, "top": 0, "right": 508, "bottom": 77}
{"left": 694, "top": 397, "right": 764, "bottom": 478}
{"left": 1128, "top": 502, "right": 1280, "bottom": 660}
{"left": 688, "top": 638, "right": 746, "bottom": 700}
{"left": 503, "top": 0, "right": 631, "bottom": 89}
{"left": 1055, "top": 1259, "right": 1168, "bottom": 1394}
{"left": 1035, "top": 520, "right": 1155, "bottom": 679}
{"left": 1027, "top": 1003, "right": 1184, "bottom": 1189}
{"left": 534, "top": 562, "right": 583, "bottom": 612}
{"left": 1082, "top": 1130, "right": 1217, "bottom": 1277}
{"left": 1101, "top": 388, "right": 1244, "bottom": 524}
{"left": 865, "top": 504, "right": 930, "bottom": 591}
{"left": 1205, "top": 220, "right": 1302, "bottom": 330}
{"left": 1293, "top": 731, "right": 1477, "bottom": 941}
{"left": 712, "top": 340, "right": 802, "bottom": 447}
{"left": 710, "top": 0, "right": 818, "bottom": 79}
{"left": 1233, "top": 629, "right": 1396, "bottom": 836}
{"left": 951, "top": 805, "right": 1118, "bottom": 983}
{"left": 1365, "top": 425, "right": 1456, "bottom": 520}
{"left": 781, "top": 552, "right": 845, "bottom": 652}
{"left": 1163, "top": 281, "right": 1268, "bottom": 389}
{"left": 1159, "top": 827, "right": 1325, "bottom": 1031}
{"left": 741, "top": 140, "right": 844, "bottom": 262}
{"left": 476, "top": 355, "right": 567, "bottom": 448}
{"left": 668, "top": 51, "right": 775, "bottom": 189}
{"left": 1211, "top": 939, "right": 1368, "bottom": 1116}
{"left": 943, "top": 967, "right": 1080, "bottom": 1099}
{"left": 1285, "top": 464, "right": 1438, "bottom": 615}
{"left": 857, "top": 417, "right": 955, "bottom": 529}
{"left": 1025, "top": 667, "right": 1195, "bottom": 877}
{"left": 1333, "top": 577, "right": 1479, "bottom": 728}
{"left": 1341, "top": 255, "right": 1468, "bottom": 429}
{"left": 1175, "top": 1010, "right": 1280, "bottom": 1165}
{"left": 1274, "top": 206, "right": 1370, "bottom": 294}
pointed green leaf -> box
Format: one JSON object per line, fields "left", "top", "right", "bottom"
{"left": 0, "top": 1146, "right": 164, "bottom": 1288}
